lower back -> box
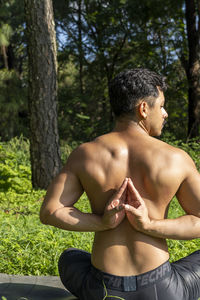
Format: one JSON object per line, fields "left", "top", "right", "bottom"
{"left": 91, "top": 219, "right": 169, "bottom": 276}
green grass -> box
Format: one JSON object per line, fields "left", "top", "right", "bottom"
{"left": 0, "top": 137, "right": 93, "bottom": 275}
{"left": 0, "top": 136, "right": 200, "bottom": 275}
{"left": 167, "top": 197, "right": 200, "bottom": 262}
{"left": 0, "top": 191, "right": 93, "bottom": 275}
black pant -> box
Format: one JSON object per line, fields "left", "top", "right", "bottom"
{"left": 58, "top": 248, "right": 200, "bottom": 300}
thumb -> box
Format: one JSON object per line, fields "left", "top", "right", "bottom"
{"left": 111, "top": 199, "right": 119, "bottom": 208}
{"left": 124, "top": 204, "right": 138, "bottom": 214}
{"left": 108, "top": 200, "right": 124, "bottom": 216}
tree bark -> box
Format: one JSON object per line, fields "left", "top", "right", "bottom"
{"left": 185, "top": 0, "right": 200, "bottom": 138}
{"left": 78, "top": 0, "right": 84, "bottom": 94}
{"left": 25, "top": 0, "right": 62, "bottom": 189}
{"left": 1, "top": 45, "right": 8, "bottom": 69}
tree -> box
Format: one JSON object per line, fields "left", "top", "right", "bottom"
{"left": 25, "top": 0, "right": 61, "bottom": 189}
{"left": 0, "top": 0, "right": 29, "bottom": 140}
{"left": 0, "top": 23, "right": 12, "bottom": 69}
{"left": 54, "top": 0, "right": 133, "bottom": 141}
{"left": 185, "top": 0, "right": 200, "bottom": 138}
{"left": 54, "top": 0, "right": 189, "bottom": 141}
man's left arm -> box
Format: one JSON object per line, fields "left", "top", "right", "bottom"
{"left": 40, "top": 149, "right": 128, "bottom": 232}
{"left": 124, "top": 160, "right": 200, "bottom": 240}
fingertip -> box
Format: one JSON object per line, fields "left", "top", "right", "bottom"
{"left": 124, "top": 177, "right": 129, "bottom": 184}
{"left": 121, "top": 178, "right": 128, "bottom": 187}
{"left": 125, "top": 204, "right": 130, "bottom": 210}
{"left": 113, "top": 199, "right": 119, "bottom": 207}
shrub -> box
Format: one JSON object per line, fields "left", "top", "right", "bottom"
{"left": 0, "top": 136, "right": 93, "bottom": 275}
{"left": 0, "top": 136, "right": 31, "bottom": 193}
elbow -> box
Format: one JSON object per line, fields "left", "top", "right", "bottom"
{"left": 40, "top": 208, "right": 52, "bottom": 225}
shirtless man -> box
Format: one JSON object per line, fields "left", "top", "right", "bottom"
{"left": 40, "top": 68, "right": 200, "bottom": 300}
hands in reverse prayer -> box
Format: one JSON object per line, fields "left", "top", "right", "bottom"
{"left": 103, "top": 178, "right": 151, "bottom": 232}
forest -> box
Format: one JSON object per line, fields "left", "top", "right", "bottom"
{"left": 0, "top": 0, "right": 199, "bottom": 190}
{"left": 1, "top": 0, "right": 199, "bottom": 144}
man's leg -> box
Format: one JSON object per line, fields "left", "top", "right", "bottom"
{"left": 58, "top": 248, "right": 91, "bottom": 298}
{"left": 58, "top": 250, "right": 200, "bottom": 300}
{"left": 171, "top": 250, "right": 200, "bottom": 300}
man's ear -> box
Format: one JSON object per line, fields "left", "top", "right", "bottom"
{"left": 138, "top": 101, "right": 148, "bottom": 119}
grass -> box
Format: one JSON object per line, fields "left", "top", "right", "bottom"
{"left": 0, "top": 136, "right": 200, "bottom": 276}
{"left": 0, "top": 136, "right": 93, "bottom": 275}
{"left": 167, "top": 197, "right": 200, "bottom": 262}
{"left": 0, "top": 191, "right": 93, "bottom": 275}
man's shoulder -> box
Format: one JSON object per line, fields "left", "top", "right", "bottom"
{"left": 143, "top": 138, "right": 197, "bottom": 190}
{"left": 151, "top": 137, "right": 185, "bottom": 154}
{"left": 151, "top": 137, "right": 196, "bottom": 169}
{"left": 67, "top": 141, "right": 96, "bottom": 162}
{"left": 76, "top": 135, "right": 109, "bottom": 155}
{"left": 66, "top": 135, "right": 110, "bottom": 166}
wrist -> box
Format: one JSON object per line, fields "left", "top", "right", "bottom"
{"left": 94, "top": 215, "right": 111, "bottom": 231}
{"left": 100, "top": 217, "right": 114, "bottom": 231}
{"left": 140, "top": 218, "right": 155, "bottom": 234}
{"left": 141, "top": 219, "right": 165, "bottom": 239}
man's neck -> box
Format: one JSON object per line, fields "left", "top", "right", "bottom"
{"left": 113, "top": 118, "right": 150, "bottom": 136}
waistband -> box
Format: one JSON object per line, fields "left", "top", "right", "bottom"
{"left": 91, "top": 260, "right": 171, "bottom": 292}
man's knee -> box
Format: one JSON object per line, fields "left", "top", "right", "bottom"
{"left": 58, "top": 248, "right": 91, "bottom": 298}
{"left": 58, "top": 248, "right": 91, "bottom": 276}
{"left": 58, "top": 248, "right": 78, "bottom": 275}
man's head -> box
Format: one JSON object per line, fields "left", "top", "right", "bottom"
{"left": 109, "top": 68, "right": 167, "bottom": 118}
{"left": 109, "top": 68, "right": 168, "bottom": 136}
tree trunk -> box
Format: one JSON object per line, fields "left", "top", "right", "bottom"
{"left": 25, "top": 0, "right": 62, "bottom": 189}
{"left": 1, "top": 45, "right": 8, "bottom": 69}
{"left": 78, "top": 0, "right": 84, "bottom": 94}
{"left": 185, "top": 0, "right": 200, "bottom": 138}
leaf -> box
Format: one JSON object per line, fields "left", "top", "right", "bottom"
{"left": 76, "top": 113, "right": 90, "bottom": 120}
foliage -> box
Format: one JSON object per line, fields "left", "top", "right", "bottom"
{"left": 0, "top": 0, "right": 198, "bottom": 142}
{"left": 0, "top": 0, "right": 28, "bottom": 140}
{"left": 0, "top": 137, "right": 93, "bottom": 275}
{"left": 163, "top": 61, "right": 188, "bottom": 139}
{"left": 0, "top": 69, "right": 28, "bottom": 140}
{"left": 0, "top": 137, "right": 200, "bottom": 276}
{"left": 0, "top": 136, "right": 31, "bottom": 193}
{"left": 0, "top": 24, "right": 12, "bottom": 47}
{"left": 54, "top": 0, "right": 190, "bottom": 142}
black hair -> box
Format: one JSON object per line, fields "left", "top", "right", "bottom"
{"left": 109, "top": 68, "right": 167, "bottom": 117}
